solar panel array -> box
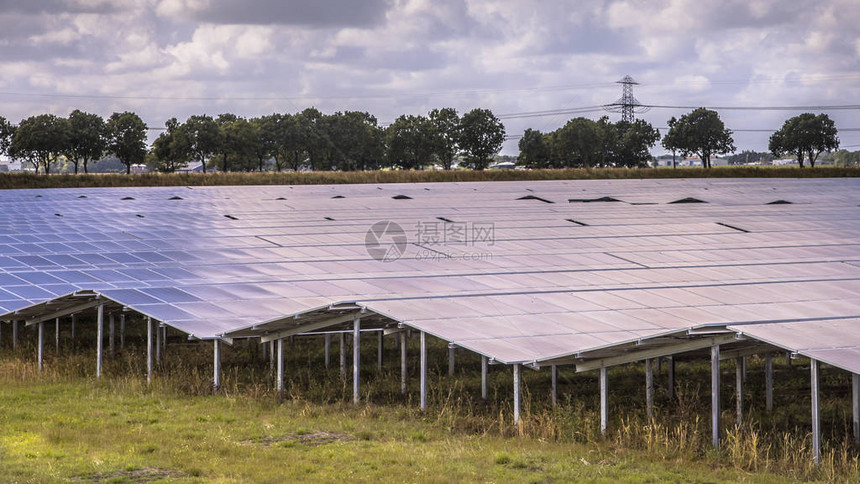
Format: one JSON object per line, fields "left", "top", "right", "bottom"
{"left": 1, "top": 178, "right": 858, "bottom": 370}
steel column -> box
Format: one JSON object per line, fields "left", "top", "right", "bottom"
{"left": 600, "top": 367, "right": 609, "bottom": 435}
{"left": 481, "top": 356, "right": 488, "bottom": 400}
{"left": 853, "top": 373, "right": 860, "bottom": 443}
{"left": 765, "top": 353, "right": 774, "bottom": 411}
{"left": 667, "top": 356, "right": 675, "bottom": 400}
{"left": 108, "top": 314, "right": 115, "bottom": 356}
{"left": 12, "top": 320, "right": 18, "bottom": 351}
{"left": 811, "top": 359, "right": 821, "bottom": 466}
{"left": 213, "top": 339, "right": 221, "bottom": 392}
{"left": 353, "top": 317, "right": 360, "bottom": 405}
{"left": 96, "top": 304, "right": 104, "bottom": 379}
{"left": 55, "top": 317, "right": 60, "bottom": 354}
{"left": 38, "top": 321, "right": 44, "bottom": 372}
{"left": 120, "top": 314, "right": 125, "bottom": 349}
{"left": 146, "top": 317, "right": 153, "bottom": 385}
{"left": 645, "top": 358, "right": 654, "bottom": 420}
{"left": 551, "top": 364, "right": 558, "bottom": 407}
{"left": 276, "top": 338, "right": 284, "bottom": 402}
{"left": 420, "top": 331, "right": 427, "bottom": 411}
{"left": 448, "top": 346, "right": 455, "bottom": 377}
{"left": 339, "top": 333, "right": 346, "bottom": 380}
{"left": 711, "top": 344, "right": 721, "bottom": 448}
{"left": 400, "top": 332, "right": 407, "bottom": 394}
{"left": 377, "top": 331, "right": 383, "bottom": 371}
{"left": 324, "top": 333, "right": 331, "bottom": 369}
{"left": 513, "top": 364, "right": 521, "bottom": 425}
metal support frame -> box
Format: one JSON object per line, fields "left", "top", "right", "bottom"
{"left": 55, "top": 317, "right": 59, "bottom": 354}
{"left": 377, "top": 331, "right": 383, "bottom": 371}
{"left": 735, "top": 356, "right": 744, "bottom": 425}
{"left": 146, "top": 317, "right": 153, "bottom": 385}
{"left": 481, "top": 356, "right": 489, "bottom": 400}
{"left": 765, "top": 353, "right": 774, "bottom": 411}
{"left": 353, "top": 317, "right": 360, "bottom": 405}
{"left": 96, "top": 304, "right": 104, "bottom": 379}
{"left": 711, "top": 344, "right": 721, "bottom": 448}
{"left": 667, "top": 356, "right": 675, "bottom": 400}
{"left": 551, "top": 364, "right": 558, "bottom": 407}
{"left": 645, "top": 359, "right": 654, "bottom": 420}
{"left": 599, "top": 367, "right": 609, "bottom": 435}
{"left": 420, "top": 331, "right": 427, "bottom": 411}
{"left": 324, "top": 333, "right": 331, "bottom": 369}
{"left": 513, "top": 364, "right": 521, "bottom": 425}
{"left": 38, "top": 321, "right": 44, "bottom": 372}
{"left": 276, "top": 338, "right": 284, "bottom": 402}
{"left": 448, "top": 346, "right": 455, "bottom": 377}
{"left": 108, "top": 314, "right": 115, "bottom": 356}
{"left": 213, "top": 339, "right": 222, "bottom": 392}
{"left": 12, "top": 320, "right": 18, "bottom": 351}
{"left": 339, "top": 333, "right": 346, "bottom": 380}
{"left": 852, "top": 373, "right": 860, "bottom": 443}
{"left": 268, "top": 341, "right": 275, "bottom": 377}
{"left": 120, "top": 314, "right": 125, "bottom": 349}
{"left": 400, "top": 332, "right": 407, "bottom": 394}
{"left": 811, "top": 359, "right": 821, "bottom": 466}
{"left": 574, "top": 333, "right": 741, "bottom": 372}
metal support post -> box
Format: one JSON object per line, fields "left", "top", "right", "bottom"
{"left": 38, "top": 321, "right": 44, "bottom": 372}
{"left": 96, "top": 304, "right": 104, "bottom": 378}
{"left": 551, "top": 364, "right": 558, "bottom": 407}
{"left": 645, "top": 358, "right": 654, "bottom": 420}
{"left": 811, "top": 359, "right": 821, "bottom": 466}
{"left": 353, "top": 317, "right": 360, "bottom": 405}
{"left": 765, "top": 353, "right": 773, "bottom": 411}
{"left": 213, "top": 339, "right": 221, "bottom": 392}
{"left": 339, "top": 333, "right": 346, "bottom": 381}
{"left": 513, "top": 364, "right": 521, "bottom": 425}
{"left": 377, "top": 331, "right": 383, "bottom": 371}
{"left": 420, "top": 331, "right": 427, "bottom": 411}
{"left": 667, "top": 356, "right": 675, "bottom": 400}
{"left": 277, "top": 338, "right": 284, "bottom": 403}
{"left": 400, "top": 331, "right": 407, "bottom": 394}
{"left": 324, "top": 333, "right": 331, "bottom": 369}
{"left": 852, "top": 373, "right": 860, "bottom": 443}
{"left": 600, "top": 367, "right": 609, "bottom": 435}
{"left": 108, "top": 314, "right": 115, "bottom": 356}
{"left": 711, "top": 344, "right": 721, "bottom": 448}
{"left": 481, "top": 355, "right": 489, "bottom": 400}
{"left": 146, "top": 317, "right": 153, "bottom": 385}
{"left": 736, "top": 356, "right": 744, "bottom": 425}
{"left": 448, "top": 346, "right": 455, "bottom": 377}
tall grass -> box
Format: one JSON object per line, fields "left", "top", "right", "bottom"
{"left": 2, "top": 325, "right": 859, "bottom": 481}
{"left": 1, "top": 165, "right": 859, "bottom": 189}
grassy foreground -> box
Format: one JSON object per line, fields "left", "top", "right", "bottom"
{"left": 0, "top": 374, "right": 816, "bottom": 484}
{"left": 1, "top": 166, "right": 859, "bottom": 189}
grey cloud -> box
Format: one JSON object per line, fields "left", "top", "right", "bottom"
{"left": 0, "top": 0, "right": 118, "bottom": 15}
{"left": 173, "top": 0, "right": 391, "bottom": 27}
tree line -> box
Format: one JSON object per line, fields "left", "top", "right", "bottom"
{"left": 0, "top": 106, "right": 842, "bottom": 174}
{"left": 0, "top": 107, "right": 507, "bottom": 174}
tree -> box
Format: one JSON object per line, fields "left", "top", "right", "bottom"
{"left": 184, "top": 114, "right": 221, "bottom": 173}
{"left": 215, "top": 114, "right": 257, "bottom": 171}
{"left": 516, "top": 128, "right": 550, "bottom": 168}
{"left": 552, "top": 117, "right": 607, "bottom": 168}
{"left": 662, "top": 108, "right": 734, "bottom": 168}
{"left": 458, "top": 108, "right": 505, "bottom": 170}
{"left": 429, "top": 107, "right": 460, "bottom": 170}
{"left": 768, "top": 113, "right": 839, "bottom": 168}
{"left": 10, "top": 114, "right": 70, "bottom": 174}
{"left": 612, "top": 119, "right": 660, "bottom": 168}
{"left": 0, "top": 116, "right": 14, "bottom": 161}
{"left": 65, "top": 110, "right": 106, "bottom": 174}
{"left": 150, "top": 118, "right": 191, "bottom": 172}
{"left": 326, "top": 111, "right": 384, "bottom": 171}
{"left": 106, "top": 111, "right": 147, "bottom": 174}
{"left": 385, "top": 114, "right": 437, "bottom": 170}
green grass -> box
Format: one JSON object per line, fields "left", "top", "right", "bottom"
{"left": 1, "top": 165, "right": 859, "bottom": 189}
{"left": 2, "top": 325, "right": 859, "bottom": 482}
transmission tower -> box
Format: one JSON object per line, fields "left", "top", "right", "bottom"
{"left": 604, "top": 75, "right": 650, "bottom": 122}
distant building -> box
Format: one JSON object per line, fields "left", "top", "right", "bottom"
{"left": 131, "top": 164, "right": 149, "bottom": 174}
{"left": 773, "top": 158, "right": 798, "bottom": 166}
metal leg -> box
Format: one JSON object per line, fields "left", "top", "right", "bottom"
{"left": 811, "top": 359, "right": 821, "bottom": 466}
{"left": 38, "top": 322, "right": 44, "bottom": 372}
{"left": 108, "top": 314, "right": 115, "bottom": 356}
{"left": 852, "top": 373, "right": 860, "bottom": 443}
{"left": 513, "top": 364, "right": 521, "bottom": 425}
{"left": 268, "top": 341, "right": 275, "bottom": 377}
{"left": 339, "top": 333, "right": 346, "bottom": 381}
{"left": 377, "top": 331, "right": 383, "bottom": 371}
{"left": 448, "top": 345, "right": 455, "bottom": 377}
{"left": 600, "top": 367, "right": 609, "bottom": 435}
{"left": 55, "top": 317, "right": 60, "bottom": 354}
{"left": 765, "top": 353, "right": 774, "bottom": 411}
{"left": 324, "top": 333, "right": 331, "bottom": 369}
{"left": 400, "top": 332, "right": 407, "bottom": 394}
{"left": 276, "top": 338, "right": 284, "bottom": 403}
{"left": 736, "top": 356, "right": 744, "bottom": 425}
{"left": 213, "top": 339, "right": 221, "bottom": 392}
{"left": 646, "top": 359, "right": 654, "bottom": 420}
{"left": 12, "top": 320, "right": 18, "bottom": 352}
{"left": 120, "top": 314, "right": 125, "bottom": 349}
{"left": 146, "top": 317, "right": 153, "bottom": 385}
{"left": 711, "top": 345, "right": 721, "bottom": 448}
{"left": 668, "top": 356, "right": 675, "bottom": 401}
{"left": 551, "top": 364, "right": 558, "bottom": 407}
{"left": 481, "top": 356, "right": 489, "bottom": 400}
{"left": 420, "top": 331, "right": 427, "bottom": 411}
{"left": 96, "top": 304, "right": 104, "bottom": 379}
{"left": 353, "top": 317, "right": 360, "bottom": 405}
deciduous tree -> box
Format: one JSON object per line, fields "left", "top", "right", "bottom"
{"left": 458, "top": 108, "right": 505, "bottom": 170}
{"left": 662, "top": 108, "right": 734, "bottom": 168}
{"left": 768, "top": 113, "right": 839, "bottom": 168}
{"left": 106, "top": 111, "right": 147, "bottom": 174}
{"left": 65, "top": 110, "right": 106, "bottom": 174}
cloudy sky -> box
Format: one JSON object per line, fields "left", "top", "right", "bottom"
{"left": 1, "top": 0, "right": 859, "bottom": 155}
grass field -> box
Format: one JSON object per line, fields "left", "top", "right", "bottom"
{"left": 2, "top": 325, "right": 859, "bottom": 483}
{"left": 1, "top": 166, "right": 859, "bottom": 190}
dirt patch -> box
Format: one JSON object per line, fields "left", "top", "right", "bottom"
{"left": 246, "top": 430, "right": 355, "bottom": 447}
{"left": 75, "top": 467, "right": 185, "bottom": 483}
